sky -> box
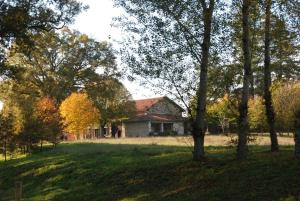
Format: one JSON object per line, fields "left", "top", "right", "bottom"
{"left": 70, "top": 0, "right": 158, "bottom": 100}
{"left": 0, "top": 0, "right": 157, "bottom": 111}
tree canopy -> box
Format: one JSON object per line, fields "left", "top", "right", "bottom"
{"left": 59, "top": 92, "right": 100, "bottom": 138}
{"left": 0, "top": 0, "right": 85, "bottom": 70}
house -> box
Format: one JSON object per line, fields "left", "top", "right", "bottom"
{"left": 121, "top": 96, "right": 185, "bottom": 137}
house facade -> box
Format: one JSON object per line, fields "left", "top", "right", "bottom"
{"left": 121, "top": 96, "right": 185, "bottom": 137}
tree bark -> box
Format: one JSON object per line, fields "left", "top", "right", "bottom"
{"left": 295, "top": 111, "right": 300, "bottom": 159}
{"left": 4, "top": 137, "right": 7, "bottom": 162}
{"left": 237, "top": 0, "right": 251, "bottom": 160}
{"left": 263, "top": 0, "right": 279, "bottom": 152}
{"left": 193, "top": 0, "right": 214, "bottom": 161}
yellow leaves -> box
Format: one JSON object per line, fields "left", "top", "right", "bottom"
{"left": 273, "top": 82, "right": 300, "bottom": 129}
{"left": 79, "top": 34, "right": 89, "bottom": 43}
{"left": 1, "top": 105, "right": 24, "bottom": 135}
{"left": 59, "top": 93, "right": 100, "bottom": 136}
{"left": 248, "top": 97, "right": 267, "bottom": 131}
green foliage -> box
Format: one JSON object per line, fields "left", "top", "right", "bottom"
{"left": 5, "top": 29, "right": 117, "bottom": 102}
{"left": 85, "top": 77, "right": 136, "bottom": 124}
{"left": 207, "top": 95, "right": 239, "bottom": 133}
{"left": 113, "top": 0, "right": 228, "bottom": 118}
{"left": 0, "top": 0, "right": 85, "bottom": 71}
{"left": 0, "top": 109, "right": 16, "bottom": 160}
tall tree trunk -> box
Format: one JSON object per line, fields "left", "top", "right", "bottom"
{"left": 295, "top": 111, "right": 300, "bottom": 159}
{"left": 193, "top": 0, "right": 214, "bottom": 161}
{"left": 263, "top": 0, "right": 279, "bottom": 152}
{"left": 237, "top": 0, "right": 251, "bottom": 160}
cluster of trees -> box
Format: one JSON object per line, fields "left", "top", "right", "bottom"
{"left": 0, "top": 0, "right": 299, "bottom": 162}
{"left": 206, "top": 83, "right": 300, "bottom": 134}
{"left": 0, "top": 0, "right": 134, "bottom": 160}
{"left": 113, "top": 0, "right": 299, "bottom": 160}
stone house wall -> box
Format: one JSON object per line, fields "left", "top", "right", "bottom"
{"left": 173, "top": 122, "right": 184, "bottom": 134}
{"left": 147, "top": 100, "right": 182, "bottom": 116}
{"left": 123, "top": 121, "right": 150, "bottom": 137}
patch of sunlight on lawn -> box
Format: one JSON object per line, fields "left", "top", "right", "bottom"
{"left": 120, "top": 193, "right": 150, "bottom": 201}
{"left": 20, "top": 162, "right": 71, "bottom": 177}
{"left": 31, "top": 188, "right": 67, "bottom": 201}
{"left": 0, "top": 153, "right": 27, "bottom": 162}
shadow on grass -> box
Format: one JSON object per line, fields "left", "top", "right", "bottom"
{"left": 0, "top": 143, "right": 299, "bottom": 201}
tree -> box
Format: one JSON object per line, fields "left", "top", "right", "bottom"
{"left": 59, "top": 93, "right": 100, "bottom": 138}
{"left": 271, "top": 16, "right": 300, "bottom": 81}
{"left": 0, "top": 0, "right": 84, "bottom": 73}
{"left": 295, "top": 111, "right": 300, "bottom": 159}
{"left": 207, "top": 94, "right": 238, "bottom": 134}
{"left": 272, "top": 82, "right": 300, "bottom": 133}
{"left": 114, "top": 0, "right": 220, "bottom": 160}
{"left": 0, "top": 79, "right": 40, "bottom": 152}
{"left": 237, "top": 0, "right": 252, "bottom": 160}
{"left": 272, "top": 82, "right": 300, "bottom": 158}
{"left": 1, "top": 29, "right": 119, "bottom": 150}
{"left": 5, "top": 29, "right": 118, "bottom": 102}
{"left": 192, "top": 0, "right": 215, "bottom": 160}
{"left": 34, "top": 97, "right": 63, "bottom": 147}
{"left": 248, "top": 96, "right": 267, "bottom": 132}
{"left": 85, "top": 77, "right": 136, "bottom": 126}
{"left": 0, "top": 110, "right": 14, "bottom": 161}
{"left": 263, "top": 0, "right": 279, "bottom": 152}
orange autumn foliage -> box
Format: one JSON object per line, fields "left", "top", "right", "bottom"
{"left": 35, "top": 97, "right": 61, "bottom": 124}
{"left": 34, "top": 97, "right": 64, "bottom": 144}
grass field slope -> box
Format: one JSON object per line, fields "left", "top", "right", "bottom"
{"left": 0, "top": 139, "right": 300, "bottom": 201}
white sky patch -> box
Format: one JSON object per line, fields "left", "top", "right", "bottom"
{"left": 71, "top": 0, "right": 158, "bottom": 99}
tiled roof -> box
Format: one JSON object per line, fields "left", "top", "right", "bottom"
{"left": 135, "top": 97, "right": 165, "bottom": 112}
{"left": 124, "top": 96, "right": 185, "bottom": 123}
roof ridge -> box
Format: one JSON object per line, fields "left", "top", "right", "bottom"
{"left": 134, "top": 96, "right": 165, "bottom": 101}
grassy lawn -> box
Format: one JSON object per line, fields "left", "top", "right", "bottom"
{"left": 0, "top": 140, "right": 300, "bottom": 201}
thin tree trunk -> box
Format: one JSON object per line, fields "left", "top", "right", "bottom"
{"left": 263, "top": 0, "right": 279, "bottom": 152}
{"left": 193, "top": 0, "right": 214, "bottom": 161}
{"left": 250, "top": 73, "right": 255, "bottom": 98}
{"left": 237, "top": 0, "right": 251, "bottom": 160}
{"left": 4, "top": 138, "right": 7, "bottom": 162}
{"left": 295, "top": 111, "right": 300, "bottom": 159}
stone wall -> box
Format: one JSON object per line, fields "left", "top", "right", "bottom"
{"left": 124, "top": 121, "right": 150, "bottom": 137}
{"left": 173, "top": 122, "right": 184, "bottom": 134}
{"left": 148, "top": 100, "right": 182, "bottom": 116}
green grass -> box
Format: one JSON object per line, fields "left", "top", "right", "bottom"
{"left": 1, "top": 143, "right": 300, "bottom": 201}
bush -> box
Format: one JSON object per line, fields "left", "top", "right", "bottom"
{"left": 227, "top": 134, "right": 257, "bottom": 146}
